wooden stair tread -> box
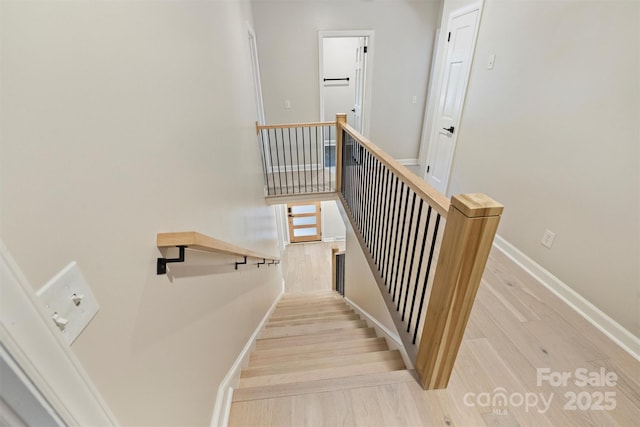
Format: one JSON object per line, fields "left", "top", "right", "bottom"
{"left": 258, "top": 319, "right": 367, "bottom": 339}
{"left": 266, "top": 312, "right": 360, "bottom": 327}
{"left": 255, "top": 327, "right": 378, "bottom": 350}
{"left": 249, "top": 337, "right": 388, "bottom": 365}
{"left": 238, "top": 356, "right": 406, "bottom": 388}
{"left": 241, "top": 350, "right": 402, "bottom": 378}
{"left": 269, "top": 307, "right": 355, "bottom": 322}
{"left": 279, "top": 290, "right": 340, "bottom": 299}
{"left": 233, "top": 369, "right": 417, "bottom": 402}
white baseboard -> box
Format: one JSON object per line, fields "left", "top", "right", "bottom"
{"left": 268, "top": 164, "right": 323, "bottom": 174}
{"left": 344, "top": 297, "right": 413, "bottom": 369}
{"left": 209, "top": 291, "right": 283, "bottom": 427}
{"left": 322, "top": 236, "right": 346, "bottom": 243}
{"left": 397, "top": 158, "right": 419, "bottom": 166}
{"left": 493, "top": 235, "right": 640, "bottom": 361}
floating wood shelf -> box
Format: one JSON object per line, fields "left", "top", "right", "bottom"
{"left": 156, "top": 231, "right": 279, "bottom": 275}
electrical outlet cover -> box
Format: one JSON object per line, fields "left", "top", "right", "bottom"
{"left": 36, "top": 262, "right": 99, "bottom": 344}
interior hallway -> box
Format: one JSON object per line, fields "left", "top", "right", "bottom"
{"left": 282, "top": 241, "right": 345, "bottom": 294}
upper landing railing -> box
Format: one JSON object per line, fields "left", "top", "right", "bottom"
{"left": 256, "top": 114, "right": 503, "bottom": 390}
{"left": 256, "top": 121, "right": 337, "bottom": 196}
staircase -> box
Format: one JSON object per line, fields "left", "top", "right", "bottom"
{"left": 232, "top": 290, "right": 414, "bottom": 403}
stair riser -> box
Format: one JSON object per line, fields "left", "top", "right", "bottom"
{"left": 272, "top": 303, "right": 351, "bottom": 316}
{"left": 241, "top": 350, "right": 402, "bottom": 378}
{"left": 249, "top": 337, "right": 387, "bottom": 364}
{"left": 239, "top": 359, "right": 406, "bottom": 388}
{"left": 232, "top": 370, "right": 416, "bottom": 402}
{"left": 269, "top": 308, "right": 354, "bottom": 322}
{"left": 255, "top": 327, "right": 377, "bottom": 351}
{"left": 259, "top": 320, "right": 367, "bottom": 339}
{"left": 266, "top": 313, "right": 360, "bottom": 328}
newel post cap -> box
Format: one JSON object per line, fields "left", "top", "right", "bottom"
{"left": 451, "top": 193, "right": 504, "bottom": 218}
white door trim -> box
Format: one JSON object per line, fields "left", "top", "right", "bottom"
{"left": 0, "top": 241, "right": 119, "bottom": 425}
{"left": 247, "top": 23, "right": 266, "bottom": 126}
{"left": 318, "top": 30, "right": 374, "bottom": 136}
{"left": 421, "top": 1, "right": 484, "bottom": 195}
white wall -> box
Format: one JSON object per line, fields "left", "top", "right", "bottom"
{"left": 321, "top": 200, "right": 346, "bottom": 242}
{"left": 344, "top": 221, "right": 397, "bottom": 334}
{"left": 435, "top": 0, "right": 639, "bottom": 336}
{"left": 252, "top": 0, "right": 442, "bottom": 160}
{"left": 0, "top": 0, "right": 282, "bottom": 425}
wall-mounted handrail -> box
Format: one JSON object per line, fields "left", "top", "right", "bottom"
{"left": 156, "top": 232, "right": 279, "bottom": 275}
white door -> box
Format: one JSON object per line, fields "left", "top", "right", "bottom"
{"left": 425, "top": 6, "right": 481, "bottom": 194}
{"left": 352, "top": 37, "right": 367, "bottom": 134}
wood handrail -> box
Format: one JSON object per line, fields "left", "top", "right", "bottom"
{"left": 156, "top": 232, "right": 279, "bottom": 274}
{"left": 256, "top": 120, "right": 335, "bottom": 134}
{"left": 338, "top": 122, "right": 450, "bottom": 218}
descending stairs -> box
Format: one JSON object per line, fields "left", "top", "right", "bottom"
{"left": 233, "top": 290, "right": 413, "bottom": 402}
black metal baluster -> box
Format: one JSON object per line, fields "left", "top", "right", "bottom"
{"left": 397, "top": 191, "right": 417, "bottom": 312}
{"left": 328, "top": 126, "right": 332, "bottom": 191}
{"left": 355, "top": 143, "right": 363, "bottom": 232}
{"left": 413, "top": 213, "right": 442, "bottom": 344}
{"left": 280, "top": 128, "right": 289, "bottom": 194}
{"left": 402, "top": 195, "right": 422, "bottom": 321}
{"left": 340, "top": 130, "right": 345, "bottom": 195}
{"left": 308, "top": 127, "right": 313, "bottom": 192}
{"left": 380, "top": 170, "right": 393, "bottom": 282}
{"left": 320, "top": 126, "right": 329, "bottom": 191}
{"left": 301, "top": 127, "right": 308, "bottom": 192}
{"left": 288, "top": 128, "right": 294, "bottom": 194}
{"left": 408, "top": 204, "right": 431, "bottom": 333}
{"left": 374, "top": 163, "right": 385, "bottom": 265}
{"left": 363, "top": 151, "right": 374, "bottom": 250}
{"left": 294, "top": 128, "right": 301, "bottom": 194}
{"left": 392, "top": 182, "right": 409, "bottom": 301}
{"left": 351, "top": 139, "right": 358, "bottom": 221}
{"left": 271, "top": 129, "right": 283, "bottom": 194}
{"left": 384, "top": 176, "right": 399, "bottom": 287}
{"left": 342, "top": 135, "right": 349, "bottom": 204}
{"left": 266, "top": 129, "right": 276, "bottom": 195}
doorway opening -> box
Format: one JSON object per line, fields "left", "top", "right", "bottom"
{"left": 319, "top": 30, "right": 374, "bottom": 138}
{"left": 287, "top": 202, "right": 322, "bottom": 243}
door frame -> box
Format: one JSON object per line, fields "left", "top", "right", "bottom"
{"left": 318, "top": 30, "right": 375, "bottom": 137}
{"left": 420, "top": 1, "right": 483, "bottom": 195}
{"left": 287, "top": 202, "right": 322, "bottom": 243}
{"left": 247, "top": 23, "right": 266, "bottom": 126}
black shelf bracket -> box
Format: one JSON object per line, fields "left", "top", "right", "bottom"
{"left": 257, "top": 258, "right": 266, "bottom": 268}
{"left": 157, "top": 246, "right": 187, "bottom": 275}
{"left": 235, "top": 256, "right": 247, "bottom": 270}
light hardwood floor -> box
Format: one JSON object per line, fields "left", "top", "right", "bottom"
{"left": 282, "top": 242, "right": 345, "bottom": 294}
{"left": 229, "top": 243, "right": 640, "bottom": 426}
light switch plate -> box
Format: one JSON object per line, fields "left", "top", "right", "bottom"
{"left": 36, "top": 262, "right": 99, "bottom": 344}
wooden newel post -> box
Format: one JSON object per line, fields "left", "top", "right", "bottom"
{"left": 335, "top": 113, "right": 347, "bottom": 193}
{"left": 415, "top": 193, "right": 503, "bottom": 390}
